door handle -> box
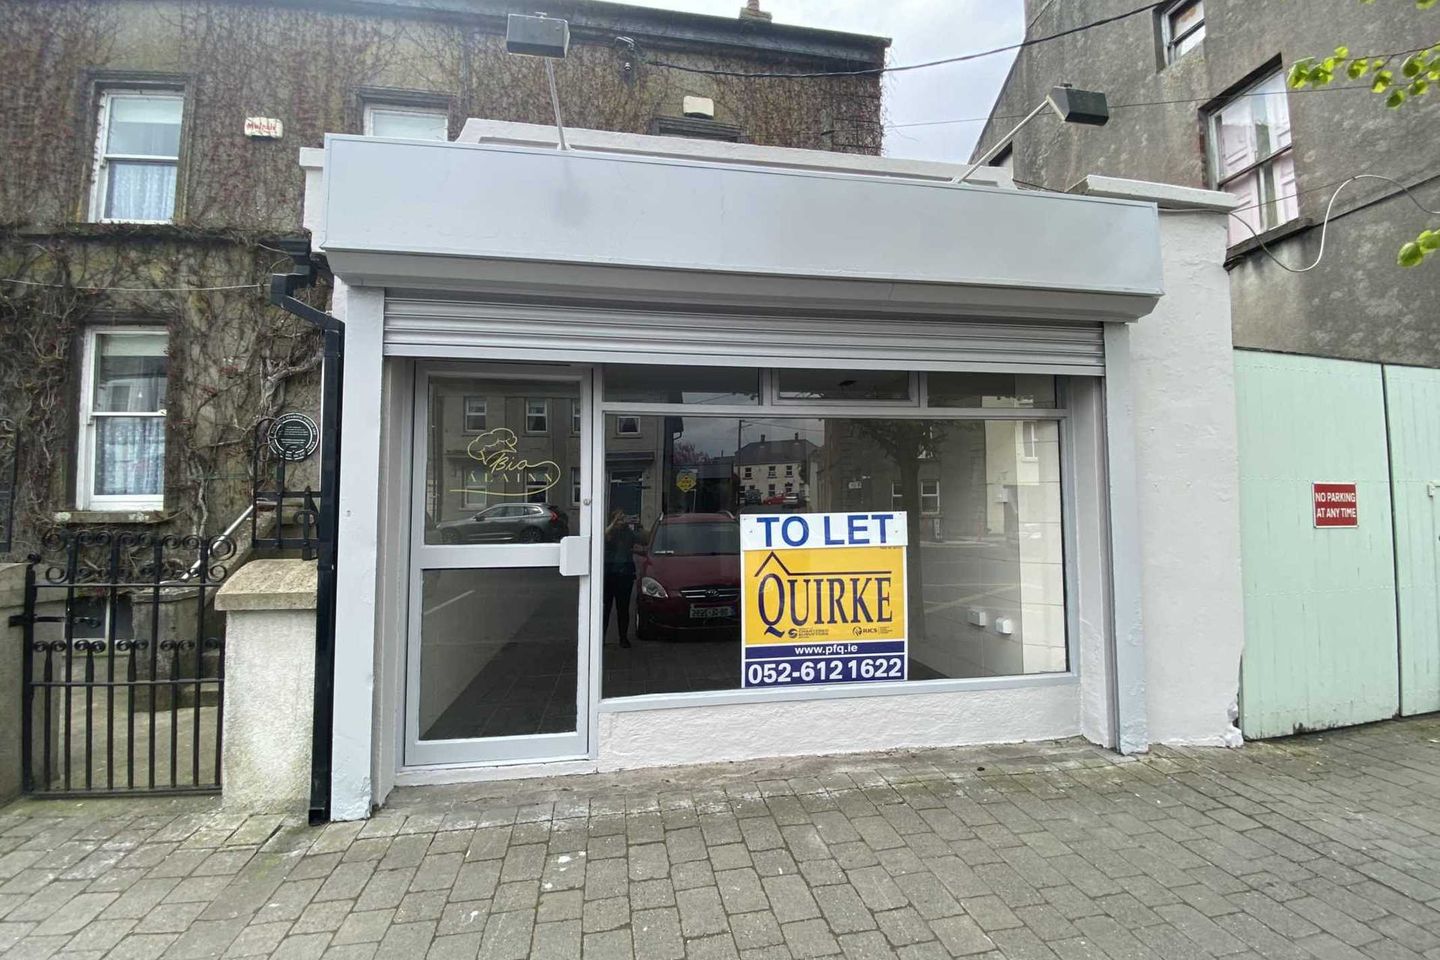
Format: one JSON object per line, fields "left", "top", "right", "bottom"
{"left": 559, "top": 536, "right": 590, "bottom": 576}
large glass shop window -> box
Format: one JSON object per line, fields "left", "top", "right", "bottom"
{"left": 422, "top": 379, "right": 580, "bottom": 545}
{"left": 599, "top": 381, "right": 1067, "bottom": 699}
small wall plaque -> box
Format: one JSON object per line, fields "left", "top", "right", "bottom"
{"left": 269, "top": 412, "right": 319, "bottom": 462}
{"left": 244, "top": 116, "right": 284, "bottom": 139}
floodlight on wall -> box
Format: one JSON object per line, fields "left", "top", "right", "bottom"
{"left": 954, "top": 84, "right": 1110, "bottom": 186}
{"left": 506, "top": 13, "right": 572, "bottom": 150}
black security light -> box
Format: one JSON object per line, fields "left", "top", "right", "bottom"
{"left": 505, "top": 13, "right": 571, "bottom": 149}
{"left": 955, "top": 83, "right": 1110, "bottom": 185}
{"left": 505, "top": 13, "right": 570, "bottom": 59}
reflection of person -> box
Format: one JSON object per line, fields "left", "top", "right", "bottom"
{"left": 603, "top": 509, "right": 637, "bottom": 648}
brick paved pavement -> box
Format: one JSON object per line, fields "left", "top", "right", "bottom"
{"left": 4, "top": 716, "right": 1440, "bottom": 959}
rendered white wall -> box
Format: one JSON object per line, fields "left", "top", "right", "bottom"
{"left": 215, "top": 560, "right": 318, "bottom": 814}
{"left": 597, "top": 681, "right": 1079, "bottom": 771}
{"left": 1127, "top": 198, "right": 1245, "bottom": 746}
{"left": 331, "top": 281, "right": 387, "bottom": 820}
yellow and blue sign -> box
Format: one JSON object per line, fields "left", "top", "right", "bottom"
{"left": 740, "top": 512, "right": 908, "bottom": 688}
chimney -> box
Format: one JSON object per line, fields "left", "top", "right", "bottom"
{"left": 739, "top": 0, "right": 772, "bottom": 21}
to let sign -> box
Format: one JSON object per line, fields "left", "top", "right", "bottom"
{"left": 1313, "top": 482, "right": 1358, "bottom": 528}
{"left": 739, "top": 512, "right": 908, "bottom": 689}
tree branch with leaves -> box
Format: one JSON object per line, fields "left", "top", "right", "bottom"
{"left": 1287, "top": 0, "right": 1439, "bottom": 265}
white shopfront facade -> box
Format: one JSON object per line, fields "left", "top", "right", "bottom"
{"left": 301, "top": 122, "right": 1246, "bottom": 820}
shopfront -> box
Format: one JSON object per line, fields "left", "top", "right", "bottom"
{"left": 304, "top": 123, "right": 1247, "bottom": 819}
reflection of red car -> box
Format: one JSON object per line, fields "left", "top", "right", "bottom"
{"left": 636, "top": 513, "right": 741, "bottom": 642}
{"left": 762, "top": 495, "right": 785, "bottom": 505}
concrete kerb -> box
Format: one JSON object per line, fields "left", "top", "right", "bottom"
{"left": 214, "top": 559, "right": 319, "bottom": 814}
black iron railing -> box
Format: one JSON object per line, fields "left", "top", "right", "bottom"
{"left": 11, "top": 531, "right": 234, "bottom": 796}
{"left": 250, "top": 417, "right": 320, "bottom": 559}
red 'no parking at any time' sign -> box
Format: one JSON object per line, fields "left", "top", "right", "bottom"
{"left": 1313, "top": 482, "right": 1359, "bottom": 528}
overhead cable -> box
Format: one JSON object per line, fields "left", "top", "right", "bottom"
{"left": 1158, "top": 174, "right": 1440, "bottom": 274}
{"left": 626, "top": 0, "right": 1175, "bottom": 79}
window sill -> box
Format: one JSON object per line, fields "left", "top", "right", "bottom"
{"left": 54, "top": 509, "right": 168, "bottom": 525}
{"left": 597, "top": 671, "right": 1078, "bottom": 714}
{"left": 1224, "top": 217, "right": 1314, "bottom": 267}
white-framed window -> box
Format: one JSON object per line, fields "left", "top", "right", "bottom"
{"left": 572, "top": 401, "right": 582, "bottom": 435}
{"left": 77, "top": 328, "right": 168, "bottom": 511}
{"left": 784, "top": 464, "right": 794, "bottom": 476}
{"left": 461, "top": 479, "right": 488, "bottom": 511}
{"left": 891, "top": 482, "right": 904, "bottom": 511}
{"left": 767, "top": 483, "right": 776, "bottom": 496}
{"left": 1208, "top": 70, "right": 1297, "bottom": 246}
{"left": 615, "top": 415, "right": 640, "bottom": 436}
{"left": 571, "top": 467, "right": 582, "bottom": 506}
{"left": 1022, "top": 422, "right": 1039, "bottom": 460}
{"left": 90, "top": 89, "right": 184, "bottom": 223}
{"left": 525, "top": 399, "right": 549, "bottom": 434}
{"left": 743, "top": 466, "right": 752, "bottom": 479}
{"left": 767, "top": 465, "right": 776, "bottom": 478}
{"left": 921, "top": 479, "right": 941, "bottom": 516}
{"left": 526, "top": 479, "right": 550, "bottom": 503}
{"left": 363, "top": 103, "right": 449, "bottom": 140}
{"left": 1161, "top": 0, "right": 1205, "bottom": 65}
{"left": 462, "top": 396, "right": 487, "bottom": 433}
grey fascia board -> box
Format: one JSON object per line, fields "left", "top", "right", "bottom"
{"left": 320, "top": 136, "right": 1164, "bottom": 314}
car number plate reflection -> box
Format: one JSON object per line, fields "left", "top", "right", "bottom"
{"left": 690, "top": 605, "right": 735, "bottom": 619}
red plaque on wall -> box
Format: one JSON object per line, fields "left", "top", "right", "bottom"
{"left": 1313, "top": 482, "right": 1358, "bottom": 528}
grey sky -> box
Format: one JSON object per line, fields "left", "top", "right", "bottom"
{"left": 616, "top": 0, "right": 1027, "bottom": 162}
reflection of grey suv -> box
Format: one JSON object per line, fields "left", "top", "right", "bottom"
{"left": 436, "top": 503, "right": 569, "bottom": 543}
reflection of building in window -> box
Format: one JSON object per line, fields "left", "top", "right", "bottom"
{"left": 920, "top": 479, "right": 940, "bottom": 515}
{"left": 572, "top": 401, "right": 582, "bottom": 434}
{"left": 1021, "top": 421, "right": 1039, "bottom": 460}
{"left": 571, "top": 467, "right": 581, "bottom": 506}
{"left": 463, "top": 396, "right": 487, "bottom": 433}
{"left": 525, "top": 399, "right": 549, "bottom": 434}
{"left": 737, "top": 433, "right": 819, "bottom": 503}
{"left": 526, "top": 478, "right": 550, "bottom": 503}
{"left": 461, "top": 480, "right": 488, "bottom": 511}
{"left": 615, "top": 415, "right": 640, "bottom": 436}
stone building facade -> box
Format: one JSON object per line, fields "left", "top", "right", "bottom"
{"left": 974, "top": 1, "right": 1440, "bottom": 738}
{"left": 974, "top": 0, "right": 1439, "bottom": 368}
{"left": 0, "top": 0, "right": 887, "bottom": 559}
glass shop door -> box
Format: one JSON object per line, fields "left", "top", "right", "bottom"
{"left": 404, "top": 364, "right": 592, "bottom": 766}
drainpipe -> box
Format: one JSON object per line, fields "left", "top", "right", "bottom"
{"left": 268, "top": 239, "right": 343, "bottom": 824}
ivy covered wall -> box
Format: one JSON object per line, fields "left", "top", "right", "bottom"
{"left": 0, "top": 0, "right": 886, "bottom": 559}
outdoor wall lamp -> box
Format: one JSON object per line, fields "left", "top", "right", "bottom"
{"left": 506, "top": 13, "right": 571, "bottom": 150}
{"left": 954, "top": 84, "right": 1109, "bottom": 185}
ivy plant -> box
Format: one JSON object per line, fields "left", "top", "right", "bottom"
{"left": 1287, "top": 0, "right": 1439, "bottom": 265}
